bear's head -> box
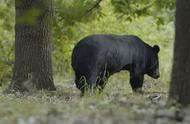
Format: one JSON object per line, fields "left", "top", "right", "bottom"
{"left": 146, "top": 45, "right": 160, "bottom": 79}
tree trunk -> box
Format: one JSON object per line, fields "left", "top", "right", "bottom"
{"left": 9, "top": 0, "right": 56, "bottom": 92}
{"left": 169, "top": 0, "right": 190, "bottom": 106}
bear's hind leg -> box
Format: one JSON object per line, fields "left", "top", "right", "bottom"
{"left": 74, "top": 73, "right": 88, "bottom": 94}
{"left": 87, "top": 73, "right": 99, "bottom": 92}
{"left": 97, "top": 70, "right": 110, "bottom": 93}
{"left": 76, "top": 70, "right": 99, "bottom": 95}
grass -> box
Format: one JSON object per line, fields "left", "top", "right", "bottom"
{"left": 0, "top": 73, "right": 177, "bottom": 124}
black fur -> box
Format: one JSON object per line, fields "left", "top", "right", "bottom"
{"left": 71, "top": 34, "right": 160, "bottom": 94}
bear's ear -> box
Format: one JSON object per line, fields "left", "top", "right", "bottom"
{"left": 153, "top": 45, "right": 160, "bottom": 53}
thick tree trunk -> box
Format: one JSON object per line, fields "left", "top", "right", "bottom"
{"left": 169, "top": 0, "right": 190, "bottom": 105}
{"left": 9, "top": 0, "right": 56, "bottom": 92}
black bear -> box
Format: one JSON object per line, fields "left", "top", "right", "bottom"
{"left": 71, "top": 34, "right": 160, "bottom": 94}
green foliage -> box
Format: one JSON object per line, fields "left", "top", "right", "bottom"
{"left": 0, "top": 0, "right": 174, "bottom": 86}
{"left": 54, "top": 0, "right": 102, "bottom": 23}
{"left": 0, "top": 0, "right": 14, "bottom": 83}
{"left": 111, "top": 0, "right": 175, "bottom": 24}
{"left": 111, "top": 0, "right": 156, "bottom": 18}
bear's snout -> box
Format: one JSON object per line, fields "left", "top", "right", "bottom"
{"left": 155, "top": 74, "right": 160, "bottom": 79}
{"left": 152, "top": 73, "right": 160, "bottom": 79}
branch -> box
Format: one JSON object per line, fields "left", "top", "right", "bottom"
{"left": 86, "top": 0, "right": 102, "bottom": 14}
{"left": 55, "top": 0, "right": 103, "bottom": 23}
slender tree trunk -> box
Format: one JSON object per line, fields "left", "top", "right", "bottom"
{"left": 169, "top": 0, "right": 190, "bottom": 106}
{"left": 9, "top": 0, "right": 56, "bottom": 92}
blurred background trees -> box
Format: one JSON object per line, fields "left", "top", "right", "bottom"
{"left": 0, "top": 0, "right": 175, "bottom": 87}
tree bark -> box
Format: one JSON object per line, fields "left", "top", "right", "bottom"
{"left": 169, "top": 0, "right": 190, "bottom": 106}
{"left": 9, "top": 0, "right": 56, "bottom": 92}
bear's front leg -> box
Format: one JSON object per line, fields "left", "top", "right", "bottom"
{"left": 129, "top": 68, "right": 144, "bottom": 93}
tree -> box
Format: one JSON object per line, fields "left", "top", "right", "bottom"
{"left": 169, "top": 0, "right": 190, "bottom": 106}
{"left": 9, "top": 0, "right": 56, "bottom": 92}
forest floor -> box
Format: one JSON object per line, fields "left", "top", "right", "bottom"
{"left": 0, "top": 74, "right": 189, "bottom": 124}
